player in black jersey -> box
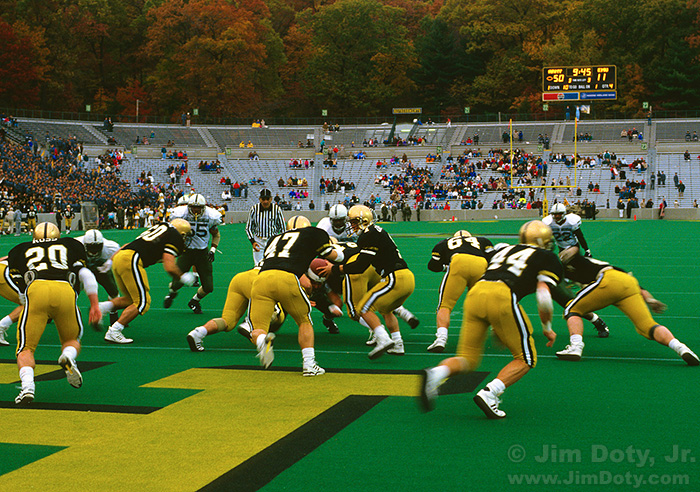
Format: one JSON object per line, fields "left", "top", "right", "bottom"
{"left": 320, "top": 205, "right": 415, "bottom": 359}
{"left": 248, "top": 215, "right": 342, "bottom": 376}
{"left": 427, "top": 230, "right": 493, "bottom": 352}
{"left": 556, "top": 254, "right": 699, "bottom": 365}
{"left": 420, "top": 220, "right": 563, "bottom": 419}
{"left": 99, "top": 220, "right": 196, "bottom": 344}
{"left": 8, "top": 222, "right": 101, "bottom": 405}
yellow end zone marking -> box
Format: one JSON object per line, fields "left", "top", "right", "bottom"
{"left": 0, "top": 368, "right": 417, "bottom": 491}
{"left": 0, "top": 362, "right": 61, "bottom": 384}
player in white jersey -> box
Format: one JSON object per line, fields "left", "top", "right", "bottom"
{"left": 163, "top": 194, "right": 222, "bottom": 314}
{"left": 542, "top": 203, "right": 591, "bottom": 260}
{"left": 543, "top": 202, "right": 609, "bottom": 337}
{"left": 316, "top": 204, "right": 358, "bottom": 242}
{"left": 76, "top": 229, "right": 122, "bottom": 325}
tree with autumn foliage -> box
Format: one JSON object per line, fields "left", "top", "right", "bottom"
{"left": 144, "top": 0, "right": 286, "bottom": 119}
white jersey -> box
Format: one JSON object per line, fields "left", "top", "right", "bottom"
{"left": 170, "top": 205, "right": 222, "bottom": 250}
{"left": 75, "top": 235, "right": 121, "bottom": 270}
{"left": 316, "top": 217, "right": 358, "bottom": 242}
{"left": 543, "top": 213, "right": 582, "bottom": 250}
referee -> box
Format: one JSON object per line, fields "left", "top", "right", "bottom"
{"left": 246, "top": 188, "right": 286, "bottom": 265}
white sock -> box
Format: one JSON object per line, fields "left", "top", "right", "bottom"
{"left": 193, "top": 293, "right": 203, "bottom": 301}
{"left": 373, "top": 325, "right": 389, "bottom": 339}
{"left": 99, "top": 301, "right": 115, "bottom": 314}
{"left": 193, "top": 326, "right": 208, "bottom": 338}
{"left": 110, "top": 321, "right": 125, "bottom": 332}
{"left": 436, "top": 327, "right": 448, "bottom": 339}
{"left": 570, "top": 334, "right": 583, "bottom": 345}
{"left": 301, "top": 347, "right": 315, "bottom": 365}
{"left": 390, "top": 331, "right": 403, "bottom": 342}
{"left": 589, "top": 313, "right": 599, "bottom": 322}
{"left": 256, "top": 333, "right": 267, "bottom": 350}
{"left": 668, "top": 338, "right": 685, "bottom": 354}
{"left": 0, "top": 315, "right": 12, "bottom": 329}
{"left": 19, "top": 366, "right": 34, "bottom": 388}
{"left": 486, "top": 378, "right": 506, "bottom": 397}
{"left": 61, "top": 346, "right": 78, "bottom": 361}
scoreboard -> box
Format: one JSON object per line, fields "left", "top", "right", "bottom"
{"left": 542, "top": 65, "right": 617, "bottom": 101}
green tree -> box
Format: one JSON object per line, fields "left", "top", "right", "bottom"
{"left": 288, "top": 0, "right": 418, "bottom": 116}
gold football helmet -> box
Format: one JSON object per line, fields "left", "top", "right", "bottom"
{"left": 519, "top": 220, "right": 553, "bottom": 249}
{"left": 287, "top": 215, "right": 311, "bottom": 230}
{"left": 170, "top": 218, "right": 193, "bottom": 238}
{"left": 33, "top": 222, "right": 60, "bottom": 240}
{"left": 348, "top": 205, "right": 373, "bottom": 231}
{"left": 453, "top": 230, "right": 472, "bottom": 239}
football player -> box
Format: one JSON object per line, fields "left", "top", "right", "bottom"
{"left": 320, "top": 205, "right": 415, "bottom": 359}
{"left": 247, "top": 215, "right": 343, "bottom": 376}
{"left": 426, "top": 230, "right": 494, "bottom": 353}
{"left": 8, "top": 222, "right": 101, "bottom": 405}
{"left": 185, "top": 267, "right": 285, "bottom": 352}
{"left": 419, "top": 220, "right": 563, "bottom": 419}
{"left": 556, "top": 254, "right": 699, "bottom": 365}
{"left": 76, "top": 229, "right": 121, "bottom": 325}
{"left": 163, "top": 194, "right": 222, "bottom": 314}
{"left": 316, "top": 204, "right": 357, "bottom": 242}
{"left": 98, "top": 220, "right": 196, "bottom": 344}
{"left": 543, "top": 202, "right": 609, "bottom": 338}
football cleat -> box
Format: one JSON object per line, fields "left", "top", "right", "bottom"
{"left": 58, "top": 354, "right": 83, "bottom": 389}
{"left": 473, "top": 388, "right": 506, "bottom": 419}
{"left": 15, "top": 387, "right": 35, "bottom": 406}
{"left": 427, "top": 336, "right": 447, "bottom": 353}
{"left": 680, "top": 346, "right": 700, "bottom": 366}
{"left": 104, "top": 329, "right": 134, "bottom": 344}
{"left": 302, "top": 362, "right": 326, "bottom": 376}
{"left": 365, "top": 330, "right": 377, "bottom": 346}
{"left": 237, "top": 321, "right": 252, "bottom": 341}
{"left": 188, "top": 298, "right": 203, "bottom": 314}
{"left": 0, "top": 327, "right": 9, "bottom": 346}
{"left": 187, "top": 329, "right": 205, "bottom": 352}
{"left": 163, "top": 291, "right": 178, "bottom": 308}
{"left": 556, "top": 342, "right": 584, "bottom": 361}
{"left": 257, "top": 333, "right": 275, "bottom": 369}
{"left": 593, "top": 318, "right": 609, "bottom": 338}
{"left": 387, "top": 340, "right": 405, "bottom": 355}
{"left": 323, "top": 317, "right": 339, "bottom": 334}
{"left": 368, "top": 335, "right": 394, "bottom": 360}
{"left": 418, "top": 368, "right": 442, "bottom": 412}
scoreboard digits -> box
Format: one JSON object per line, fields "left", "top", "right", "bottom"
{"left": 542, "top": 65, "right": 617, "bottom": 101}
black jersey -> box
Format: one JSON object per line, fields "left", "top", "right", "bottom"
{"left": 8, "top": 236, "right": 88, "bottom": 292}
{"left": 482, "top": 244, "right": 563, "bottom": 301}
{"left": 343, "top": 224, "right": 408, "bottom": 277}
{"left": 428, "top": 236, "right": 494, "bottom": 272}
{"left": 260, "top": 226, "right": 335, "bottom": 277}
{"left": 123, "top": 222, "right": 185, "bottom": 267}
{"left": 564, "top": 254, "right": 623, "bottom": 285}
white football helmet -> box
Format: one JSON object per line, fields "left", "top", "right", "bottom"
{"left": 84, "top": 229, "right": 105, "bottom": 259}
{"left": 188, "top": 194, "right": 206, "bottom": 219}
{"left": 550, "top": 202, "right": 567, "bottom": 224}
{"left": 328, "top": 204, "right": 348, "bottom": 234}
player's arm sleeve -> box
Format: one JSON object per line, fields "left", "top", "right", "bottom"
{"left": 573, "top": 228, "right": 589, "bottom": 251}
{"left": 342, "top": 248, "right": 375, "bottom": 274}
{"left": 427, "top": 251, "right": 444, "bottom": 272}
{"left": 78, "top": 267, "right": 98, "bottom": 296}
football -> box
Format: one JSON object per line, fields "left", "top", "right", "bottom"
{"left": 307, "top": 258, "right": 330, "bottom": 283}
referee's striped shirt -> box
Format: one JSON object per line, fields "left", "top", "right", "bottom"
{"left": 246, "top": 203, "right": 286, "bottom": 241}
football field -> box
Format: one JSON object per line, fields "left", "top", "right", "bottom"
{"left": 0, "top": 219, "right": 698, "bottom": 491}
